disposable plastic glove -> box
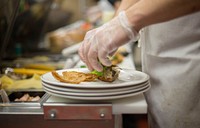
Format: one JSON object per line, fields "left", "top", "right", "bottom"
{"left": 78, "top": 11, "right": 139, "bottom": 71}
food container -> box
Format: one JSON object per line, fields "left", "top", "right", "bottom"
{"left": 0, "top": 91, "right": 50, "bottom": 107}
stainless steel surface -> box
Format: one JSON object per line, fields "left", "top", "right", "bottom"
{"left": 0, "top": 106, "right": 44, "bottom": 115}
{"left": 0, "top": 82, "right": 10, "bottom": 103}
{"left": 0, "top": 91, "right": 50, "bottom": 107}
{"left": 0, "top": 92, "right": 50, "bottom": 114}
{"left": 0, "top": 89, "right": 10, "bottom": 103}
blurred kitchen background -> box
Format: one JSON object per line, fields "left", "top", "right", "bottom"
{"left": 0, "top": 0, "right": 141, "bottom": 71}
{"left": 0, "top": 1, "right": 144, "bottom": 128}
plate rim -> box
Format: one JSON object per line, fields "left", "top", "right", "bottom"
{"left": 42, "top": 80, "right": 149, "bottom": 93}
{"left": 44, "top": 85, "right": 151, "bottom": 101}
{"left": 42, "top": 83, "right": 150, "bottom": 96}
{"left": 41, "top": 68, "right": 149, "bottom": 89}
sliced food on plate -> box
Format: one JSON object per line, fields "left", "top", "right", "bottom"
{"left": 51, "top": 71, "right": 97, "bottom": 84}
{"left": 51, "top": 65, "right": 120, "bottom": 84}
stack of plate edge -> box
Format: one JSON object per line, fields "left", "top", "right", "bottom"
{"left": 41, "top": 80, "right": 150, "bottom": 101}
{"left": 41, "top": 68, "right": 150, "bottom": 101}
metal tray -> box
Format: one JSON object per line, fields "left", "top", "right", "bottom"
{"left": 0, "top": 91, "right": 50, "bottom": 107}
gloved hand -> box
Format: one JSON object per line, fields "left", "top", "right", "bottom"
{"left": 78, "top": 11, "right": 139, "bottom": 71}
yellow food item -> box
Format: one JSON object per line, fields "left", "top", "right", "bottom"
{"left": 0, "top": 75, "right": 14, "bottom": 86}
{"left": 0, "top": 74, "right": 42, "bottom": 90}
{"left": 13, "top": 68, "right": 50, "bottom": 75}
{"left": 24, "top": 64, "right": 55, "bottom": 71}
{"left": 111, "top": 52, "right": 124, "bottom": 65}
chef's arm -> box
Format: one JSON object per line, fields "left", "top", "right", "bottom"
{"left": 124, "top": 0, "right": 200, "bottom": 32}
{"left": 115, "top": 0, "right": 139, "bottom": 15}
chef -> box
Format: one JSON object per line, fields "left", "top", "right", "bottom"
{"left": 78, "top": 0, "right": 200, "bottom": 128}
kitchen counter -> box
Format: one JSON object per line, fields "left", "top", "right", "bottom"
{"left": 40, "top": 47, "right": 148, "bottom": 128}
{"left": 0, "top": 45, "right": 148, "bottom": 128}
{"left": 43, "top": 50, "right": 147, "bottom": 128}
{"left": 45, "top": 93, "right": 147, "bottom": 115}
{"left": 53, "top": 44, "right": 147, "bottom": 115}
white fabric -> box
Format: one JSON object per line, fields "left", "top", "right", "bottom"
{"left": 141, "top": 12, "right": 200, "bottom": 128}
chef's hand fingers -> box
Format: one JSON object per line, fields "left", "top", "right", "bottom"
{"left": 78, "top": 29, "right": 97, "bottom": 70}
{"left": 98, "top": 46, "right": 112, "bottom": 68}
{"left": 88, "top": 47, "right": 103, "bottom": 71}
{"left": 79, "top": 11, "right": 139, "bottom": 71}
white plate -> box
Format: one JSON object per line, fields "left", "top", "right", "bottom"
{"left": 41, "top": 68, "right": 149, "bottom": 89}
{"left": 42, "top": 83, "right": 150, "bottom": 96}
{"left": 42, "top": 81, "right": 149, "bottom": 93}
{"left": 43, "top": 85, "right": 151, "bottom": 101}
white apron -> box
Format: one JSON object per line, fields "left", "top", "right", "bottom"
{"left": 141, "top": 12, "right": 200, "bottom": 128}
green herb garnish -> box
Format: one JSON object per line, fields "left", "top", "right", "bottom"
{"left": 80, "top": 65, "right": 87, "bottom": 68}
{"left": 91, "top": 66, "right": 107, "bottom": 77}
{"left": 91, "top": 70, "right": 103, "bottom": 76}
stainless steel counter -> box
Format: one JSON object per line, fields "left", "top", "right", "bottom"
{"left": 44, "top": 93, "right": 147, "bottom": 115}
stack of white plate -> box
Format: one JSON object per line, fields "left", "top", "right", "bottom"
{"left": 41, "top": 68, "right": 150, "bottom": 101}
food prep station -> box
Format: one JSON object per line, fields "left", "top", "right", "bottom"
{"left": 0, "top": 51, "right": 148, "bottom": 128}
{"left": 0, "top": 1, "right": 148, "bottom": 127}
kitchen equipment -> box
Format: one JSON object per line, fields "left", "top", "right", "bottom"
{"left": 0, "top": 81, "right": 10, "bottom": 103}
{"left": 0, "top": 89, "right": 10, "bottom": 103}
{"left": 0, "top": 90, "right": 49, "bottom": 107}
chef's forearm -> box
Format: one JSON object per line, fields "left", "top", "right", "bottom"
{"left": 125, "top": 0, "right": 200, "bottom": 32}
{"left": 115, "top": 0, "right": 139, "bottom": 16}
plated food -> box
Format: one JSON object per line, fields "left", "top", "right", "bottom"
{"left": 51, "top": 65, "right": 120, "bottom": 84}
{"left": 52, "top": 71, "right": 97, "bottom": 84}
{"left": 42, "top": 68, "right": 150, "bottom": 100}
{"left": 97, "top": 65, "right": 120, "bottom": 82}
